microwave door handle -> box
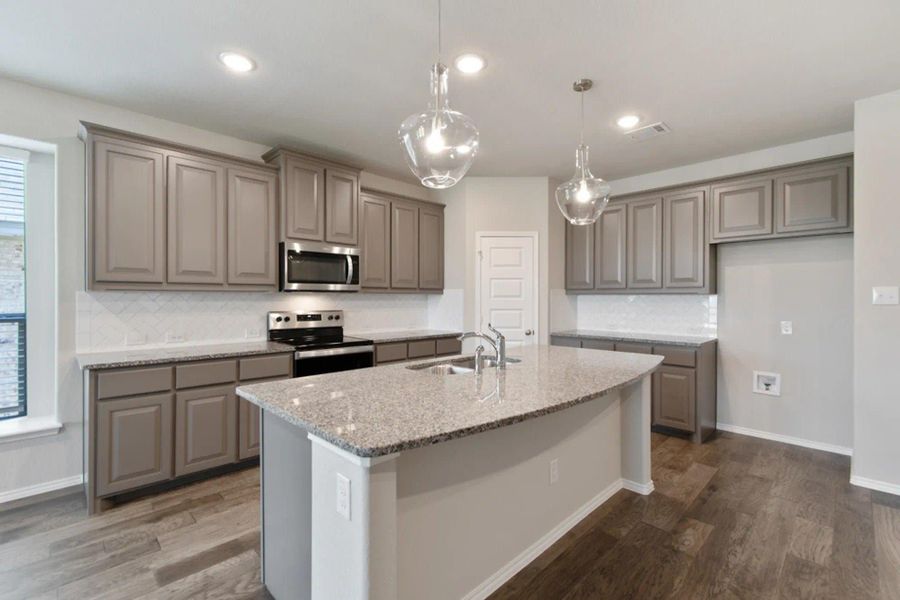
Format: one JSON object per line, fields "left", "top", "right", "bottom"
{"left": 346, "top": 254, "right": 354, "bottom": 285}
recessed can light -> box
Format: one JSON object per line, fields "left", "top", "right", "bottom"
{"left": 454, "top": 53, "right": 486, "bottom": 74}
{"left": 616, "top": 115, "right": 641, "bottom": 130}
{"left": 218, "top": 52, "right": 256, "bottom": 73}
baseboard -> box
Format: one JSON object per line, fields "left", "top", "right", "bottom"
{"left": 462, "top": 478, "right": 625, "bottom": 600}
{"left": 716, "top": 422, "right": 853, "bottom": 456}
{"left": 850, "top": 475, "right": 900, "bottom": 497}
{"left": 0, "top": 474, "right": 84, "bottom": 506}
{"left": 622, "top": 479, "right": 655, "bottom": 495}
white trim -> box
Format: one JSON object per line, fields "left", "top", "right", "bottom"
{"left": 0, "top": 416, "right": 63, "bottom": 444}
{"left": 0, "top": 134, "right": 56, "bottom": 155}
{"left": 622, "top": 478, "right": 655, "bottom": 495}
{"left": 716, "top": 422, "right": 853, "bottom": 456}
{"left": 0, "top": 474, "right": 82, "bottom": 505}
{"left": 307, "top": 433, "right": 399, "bottom": 468}
{"left": 462, "top": 478, "right": 624, "bottom": 600}
{"left": 474, "top": 231, "right": 540, "bottom": 343}
{"left": 850, "top": 475, "right": 900, "bottom": 497}
{"left": 0, "top": 144, "right": 30, "bottom": 162}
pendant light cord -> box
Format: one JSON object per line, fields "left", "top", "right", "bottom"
{"left": 579, "top": 90, "right": 585, "bottom": 146}
{"left": 437, "top": 0, "right": 442, "bottom": 62}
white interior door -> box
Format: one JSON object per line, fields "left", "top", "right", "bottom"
{"left": 477, "top": 234, "right": 537, "bottom": 348}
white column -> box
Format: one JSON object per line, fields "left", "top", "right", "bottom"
{"left": 308, "top": 435, "right": 399, "bottom": 600}
{"left": 619, "top": 375, "right": 654, "bottom": 494}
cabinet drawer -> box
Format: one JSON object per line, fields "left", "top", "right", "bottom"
{"left": 550, "top": 336, "right": 581, "bottom": 348}
{"left": 407, "top": 339, "right": 436, "bottom": 359}
{"left": 614, "top": 342, "right": 653, "bottom": 354}
{"left": 435, "top": 337, "right": 462, "bottom": 356}
{"left": 176, "top": 359, "right": 237, "bottom": 389}
{"left": 653, "top": 345, "right": 697, "bottom": 368}
{"left": 239, "top": 354, "right": 292, "bottom": 381}
{"left": 376, "top": 342, "right": 408, "bottom": 364}
{"left": 97, "top": 366, "right": 173, "bottom": 400}
{"left": 581, "top": 339, "right": 615, "bottom": 351}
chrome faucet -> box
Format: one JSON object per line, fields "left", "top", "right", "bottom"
{"left": 473, "top": 344, "right": 486, "bottom": 375}
{"left": 487, "top": 323, "right": 507, "bottom": 368}
{"left": 458, "top": 323, "right": 508, "bottom": 369}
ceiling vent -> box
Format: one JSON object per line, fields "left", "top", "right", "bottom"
{"left": 626, "top": 121, "right": 671, "bottom": 142}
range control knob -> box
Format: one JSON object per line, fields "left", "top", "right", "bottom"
{"left": 284, "top": 316, "right": 291, "bottom": 322}
{"left": 275, "top": 316, "right": 283, "bottom": 322}
{"left": 334, "top": 315, "right": 341, "bottom": 320}
{"left": 327, "top": 315, "right": 334, "bottom": 320}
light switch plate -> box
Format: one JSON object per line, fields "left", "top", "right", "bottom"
{"left": 336, "top": 473, "right": 351, "bottom": 520}
{"left": 780, "top": 321, "right": 793, "bottom": 335}
{"left": 872, "top": 286, "right": 899, "bottom": 305}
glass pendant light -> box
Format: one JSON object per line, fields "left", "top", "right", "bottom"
{"left": 398, "top": 0, "right": 479, "bottom": 189}
{"left": 555, "top": 79, "right": 611, "bottom": 225}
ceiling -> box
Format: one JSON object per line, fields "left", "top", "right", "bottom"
{"left": 2, "top": 0, "right": 899, "bottom": 184}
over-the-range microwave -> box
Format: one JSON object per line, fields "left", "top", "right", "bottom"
{"left": 279, "top": 241, "right": 360, "bottom": 292}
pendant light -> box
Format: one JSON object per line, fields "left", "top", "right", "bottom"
{"left": 398, "top": 0, "right": 479, "bottom": 189}
{"left": 555, "top": 79, "right": 611, "bottom": 225}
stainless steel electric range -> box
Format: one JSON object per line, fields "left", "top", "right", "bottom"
{"left": 267, "top": 310, "right": 374, "bottom": 377}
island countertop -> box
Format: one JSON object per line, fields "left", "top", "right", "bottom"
{"left": 236, "top": 344, "right": 662, "bottom": 458}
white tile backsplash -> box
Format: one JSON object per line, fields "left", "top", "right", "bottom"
{"left": 576, "top": 294, "right": 717, "bottom": 335}
{"left": 76, "top": 290, "right": 444, "bottom": 352}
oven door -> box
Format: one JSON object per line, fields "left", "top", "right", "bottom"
{"left": 281, "top": 241, "right": 361, "bottom": 292}
{"left": 294, "top": 346, "right": 375, "bottom": 377}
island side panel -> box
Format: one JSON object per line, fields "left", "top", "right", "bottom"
{"left": 619, "top": 375, "right": 654, "bottom": 493}
{"left": 260, "top": 410, "right": 313, "bottom": 600}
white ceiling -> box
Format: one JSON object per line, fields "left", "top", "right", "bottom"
{"left": 2, "top": 0, "right": 899, "bottom": 183}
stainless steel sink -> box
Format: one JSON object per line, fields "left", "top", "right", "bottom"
{"left": 407, "top": 356, "right": 521, "bottom": 375}
{"left": 417, "top": 364, "right": 475, "bottom": 375}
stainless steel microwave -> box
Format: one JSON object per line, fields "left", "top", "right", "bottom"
{"left": 280, "top": 242, "right": 360, "bottom": 292}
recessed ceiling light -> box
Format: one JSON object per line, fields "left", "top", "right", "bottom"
{"left": 616, "top": 114, "right": 641, "bottom": 130}
{"left": 218, "top": 52, "right": 255, "bottom": 73}
{"left": 454, "top": 53, "right": 486, "bottom": 74}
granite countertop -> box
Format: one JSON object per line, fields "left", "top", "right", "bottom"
{"left": 237, "top": 345, "right": 662, "bottom": 458}
{"left": 552, "top": 329, "right": 717, "bottom": 347}
{"left": 77, "top": 340, "right": 295, "bottom": 370}
{"left": 348, "top": 329, "right": 463, "bottom": 343}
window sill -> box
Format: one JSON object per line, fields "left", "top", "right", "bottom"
{"left": 0, "top": 416, "right": 63, "bottom": 444}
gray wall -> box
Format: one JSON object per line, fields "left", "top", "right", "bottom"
{"left": 852, "top": 88, "right": 900, "bottom": 491}
{"left": 717, "top": 235, "right": 853, "bottom": 449}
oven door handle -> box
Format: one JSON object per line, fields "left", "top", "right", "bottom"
{"left": 294, "top": 345, "right": 374, "bottom": 360}
{"left": 346, "top": 254, "right": 354, "bottom": 285}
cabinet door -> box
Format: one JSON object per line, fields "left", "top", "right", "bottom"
{"left": 227, "top": 167, "right": 277, "bottom": 286}
{"left": 283, "top": 156, "right": 325, "bottom": 241}
{"left": 710, "top": 178, "right": 773, "bottom": 241}
{"left": 167, "top": 156, "right": 227, "bottom": 284}
{"left": 175, "top": 384, "right": 237, "bottom": 476}
{"left": 594, "top": 204, "right": 627, "bottom": 289}
{"left": 664, "top": 189, "right": 705, "bottom": 289}
{"left": 92, "top": 139, "right": 166, "bottom": 283}
{"left": 775, "top": 164, "right": 849, "bottom": 234}
{"left": 627, "top": 197, "right": 663, "bottom": 288}
{"left": 325, "top": 167, "right": 359, "bottom": 245}
{"left": 359, "top": 193, "right": 391, "bottom": 288}
{"left": 565, "top": 222, "right": 594, "bottom": 290}
{"left": 238, "top": 398, "right": 261, "bottom": 460}
{"left": 391, "top": 200, "right": 419, "bottom": 289}
{"left": 418, "top": 204, "right": 444, "bottom": 290}
{"left": 96, "top": 393, "right": 173, "bottom": 496}
{"left": 653, "top": 366, "right": 696, "bottom": 432}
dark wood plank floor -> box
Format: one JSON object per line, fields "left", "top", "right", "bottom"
{"left": 0, "top": 431, "right": 897, "bottom": 599}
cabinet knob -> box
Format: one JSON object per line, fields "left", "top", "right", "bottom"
{"left": 525, "top": 329, "right": 533, "bottom": 336}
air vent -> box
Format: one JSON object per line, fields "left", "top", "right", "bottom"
{"left": 626, "top": 121, "right": 671, "bottom": 142}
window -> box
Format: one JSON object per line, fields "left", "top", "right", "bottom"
{"left": 0, "top": 156, "right": 26, "bottom": 420}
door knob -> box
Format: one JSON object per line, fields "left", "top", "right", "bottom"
{"left": 525, "top": 329, "right": 533, "bottom": 336}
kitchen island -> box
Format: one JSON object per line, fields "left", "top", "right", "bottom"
{"left": 237, "top": 344, "right": 662, "bottom": 600}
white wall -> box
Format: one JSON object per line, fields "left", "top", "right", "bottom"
{"left": 852, "top": 89, "right": 900, "bottom": 492}
{"left": 0, "top": 76, "right": 451, "bottom": 499}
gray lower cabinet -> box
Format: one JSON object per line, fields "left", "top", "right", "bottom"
{"left": 359, "top": 193, "right": 391, "bottom": 288}
{"left": 391, "top": 199, "right": 420, "bottom": 289}
{"left": 418, "top": 204, "right": 444, "bottom": 290}
{"left": 325, "top": 167, "right": 359, "bottom": 245}
{"left": 227, "top": 167, "right": 278, "bottom": 285}
{"left": 90, "top": 137, "right": 166, "bottom": 283}
{"left": 238, "top": 399, "right": 261, "bottom": 460}
{"left": 96, "top": 392, "right": 174, "bottom": 497}
{"left": 627, "top": 197, "right": 663, "bottom": 289}
{"left": 374, "top": 336, "right": 462, "bottom": 365}
{"left": 174, "top": 384, "right": 237, "bottom": 476}
{"left": 653, "top": 366, "right": 696, "bottom": 432}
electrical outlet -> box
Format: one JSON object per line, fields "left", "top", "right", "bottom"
{"left": 244, "top": 328, "right": 262, "bottom": 339}
{"left": 125, "top": 333, "right": 147, "bottom": 346}
{"left": 165, "top": 332, "right": 185, "bottom": 344}
{"left": 336, "top": 473, "right": 351, "bottom": 520}
{"left": 780, "top": 321, "right": 793, "bottom": 335}
{"left": 872, "top": 286, "right": 899, "bottom": 305}
{"left": 549, "top": 459, "right": 559, "bottom": 485}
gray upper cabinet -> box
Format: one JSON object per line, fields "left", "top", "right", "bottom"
{"left": 418, "top": 203, "right": 444, "bottom": 290}
{"left": 282, "top": 155, "right": 325, "bottom": 242}
{"left": 664, "top": 189, "right": 705, "bottom": 289}
{"left": 359, "top": 193, "right": 391, "bottom": 288}
{"left": 627, "top": 197, "right": 663, "bottom": 289}
{"left": 710, "top": 177, "right": 773, "bottom": 241}
{"left": 325, "top": 167, "right": 359, "bottom": 245}
{"left": 391, "top": 199, "right": 419, "bottom": 289}
{"left": 565, "top": 222, "right": 594, "bottom": 290}
{"left": 227, "top": 167, "right": 278, "bottom": 286}
{"left": 167, "top": 156, "right": 227, "bottom": 284}
{"left": 91, "top": 138, "right": 166, "bottom": 283}
{"left": 594, "top": 204, "right": 627, "bottom": 289}
{"left": 775, "top": 163, "right": 849, "bottom": 234}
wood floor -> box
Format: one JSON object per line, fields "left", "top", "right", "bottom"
{"left": 0, "top": 431, "right": 897, "bottom": 599}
